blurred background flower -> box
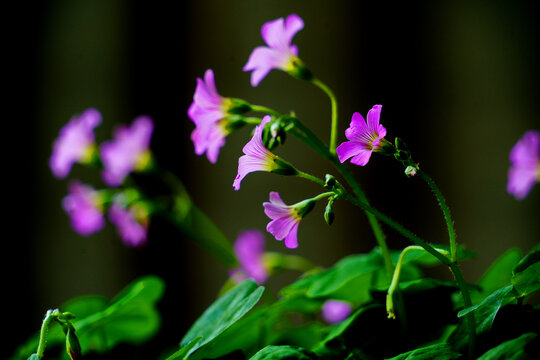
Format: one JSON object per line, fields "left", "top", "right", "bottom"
{"left": 7, "top": 1, "right": 539, "bottom": 359}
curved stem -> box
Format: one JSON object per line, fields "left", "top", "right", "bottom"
{"left": 386, "top": 246, "right": 449, "bottom": 319}
{"left": 418, "top": 170, "right": 458, "bottom": 262}
{"left": 36, "top": 309, "right": 56, "bottom": 358}
{"left": 311, "top": 78, "right": 338, "bottom": 155}
{"left": 342, "top": 192, "right": 451, "bottom": 266}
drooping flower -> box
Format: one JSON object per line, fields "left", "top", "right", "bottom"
{"left": 188, "top": 69, "right": 251, "bottom": 163}
{"left": 336, "top": 105, "right": 388, "bottom": 166}
{"left": 233, "top": 116, "right": 297, "bottom": 190}
{"left": 244, "top": 14, "right": 309, "bottom": 87}
{"left": 108, "top": 202, "right": 149, "bottom": 248}
{"left": 507, "top": 130, "right": 540, "bottom": 199}
{"left": 321, "top": 300, "right": 352, "bottom": 324}
{"left": 50, "top": 108, "right": 102, "bottom": 178}
{"left": 62, "top": 181, "right": 105, "bottom": 236}
{"left": 263, "top": 192, "right": 315, "bottom": 249}
{"left": 230, "top": 230, "right": 269, "bottom": 284}
{"left": 100, "top": 116, "right": 154, "bottom": 186}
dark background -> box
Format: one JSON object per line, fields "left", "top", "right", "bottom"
{"left": 6, "top": 1, "right": 539, "bottom": 359}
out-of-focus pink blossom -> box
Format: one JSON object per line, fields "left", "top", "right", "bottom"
{"left": 50, "top": 108, "right": 101, "bottom": 178}
{"left": 62, "top": 181, "right": 105, "bottom": 236}
{"left": 100, "top": 116, "right": 154, "bottom": 186}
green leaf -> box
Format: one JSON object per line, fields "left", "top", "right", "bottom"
{"left": 458, "top": 285, "right": 514, "bottom": 334}
{"left": 513, "top": 248, "right": 540, "bottom": 275}
{"left": 249, "top": 345, "right": 314, "bottom": 360}
{"left": 74, "top": 275, "right": 164, "bottom": 353}
{"left": 472, "top": 248, "right": 522, "bottom": 304}
{"left": 26, "top": 355, "right": 39, "bottom": 360}
{"left": 476, "top": 332, "right": 537, "bottom": 360}
{"left": 384, "top": 343, "right": 461, "bottom": 360}
{"left": 511, "top": 249, "right": 540, "bottom": 297}
{"left": 10, "top": 276, "right": 165, "bottom": 360}
{"left": 179, "top": 280, "right": 264, "bottom": 359}
{"left": 165, "top": 337, "right": 202, "bottom": 360}
{"left": 281, "top": 250, "right": 383, "bottom": 304}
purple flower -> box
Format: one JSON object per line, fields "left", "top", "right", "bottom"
{"left": 507, "top": 130, "right": 540, "bottom": 199}
{"left": 321, "top": 300, "right": 352, "bottom": 324}
{"left": 50, "top": 108, "right": 102, "bottom": 178}
{"left": 62, "top": 181, "right": 105, "bottom": 236}
{"left": 244, "top": 14, "right": 305, "bottom": 87}
{"left": 230, "top": 230, "right": 269, "bottom": 284}
{"left": 109, "top": 202, "right": 149, "bottom": 248}
{"left": 263, "top": 192, "right": 315, "bottom": 249}
{"left": 100, "top": 116, "right": 154, "bottom": 186}
{"left": 188, "top": 69, "right": 232, "bottom": 164}
{"left": 233, "top": 116, "right": 278, "bottom": 190}
{"left": 336, "top": 105, "right": 388, "bottom": 166}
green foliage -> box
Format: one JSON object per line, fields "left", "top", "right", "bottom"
{"left": 12, "top": 276, "right": 164, "bottom": 360}
{"left": 248, "top": 345, "right": 315, "bottom": 360}
{"left": 385, "top": 343, "right": 461, "bottom": 360}
{"left": 476, "top": 333, "right": 537, "bottom": 360}
{"left": 167, "top": 280, "right": 264, "bottom": 360}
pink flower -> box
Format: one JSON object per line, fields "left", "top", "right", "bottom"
{"left": 263, "top": 192, "right": 315, "bottom": 249}
{"left": 62, "top": 181, "right": 105, "bottom": 236}
{"left": 244, "top": 14, "right": 305, "bottom": 87}
{"left": 507, "top": 130, "right": 540, "bottom": 199}
{"left": 108, "top": 202, "right": 149, "bottom": 248}
{"left": 50, "top": 108, "right": 101, "bottom": 178}
{"left": 336, "top": 105, "right": 388, "bottom": 166}
{"left": 233, "top": 116, "right": 277, "bottom": 190}
{"left": 188, "top": 69, "right": 232, "bottom": 164}
{"left": 230, "top": 230, "right": 269, "bottom": 285}
{"left": 100, "top": 116, "right": 154, "bottom": 186}
{"left": 321, "top": 300, "right": 352, "bottom": 324}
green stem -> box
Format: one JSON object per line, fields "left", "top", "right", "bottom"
{"left": 297, "top": 171, "right": 326, "bottom": 187}
{"left": 342, "top": 192, "right": 450, "bottom": 266}
{"left": 449, "top": 262, "right": 476, "bottom": 359}
{"left": 311, "top": 78, "right": 338, "bottom": 155}
{"left": 250, "top": 104, "right": 282, "bottom": 117}
{"left": 290, "top": 117, "right": 394, "bottom": 277}
{"left": 36, "top": 309, "right": 56, "bottom": 358}
{"left": 418, "top": 170, "right": 458, "bottom": 262}
{"left": 386, "top": 246, "right": 449, "bottom": 319}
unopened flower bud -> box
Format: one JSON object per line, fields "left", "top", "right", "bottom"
{"left": 405, "top": 165, "right": 418, "bottom": 177}
{"left": 324, "top": 174, "right": 336, "bottom": 189}
{"left": 66, "top": 327, "right": 82, "bottom": 360}
{"left": 324, "top": 199, "right": 335, "bottom": 226}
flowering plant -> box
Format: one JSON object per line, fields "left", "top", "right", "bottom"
{"left": 13, "top": 13, "right": 539, "bottom": 360}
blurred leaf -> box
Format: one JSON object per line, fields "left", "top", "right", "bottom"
{"left": 458, "top": 285, "right": 514, "bottom": 334}
{"left": 513, "top": 248, "right": 540, "bottom": 275}
{"left": 249, "top": 345, "right": 315, "bottom": 360}
{"left": 179, "top": 280, "right": 264, "bottom": 359}
{"left": 10, "top": 276, "right": 165, "bottom": 360}
{"left": 384, "top": 343, "right": 461, "bottom": 360}
{"left": 172, "top": 196, "right": 237, "bottom": 267}
{"left": 472, "top": 248, "right": 521, "bottom": 304}
{"left": 511, "top": 249, "right": 540, "bottom": 297}
{"left": 476, "top": 333, "right": 537, "bottom": 360}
